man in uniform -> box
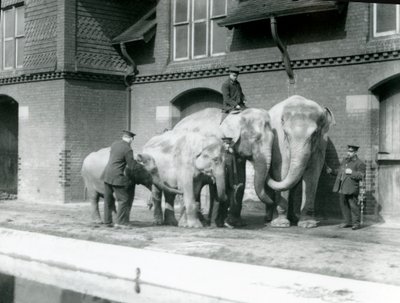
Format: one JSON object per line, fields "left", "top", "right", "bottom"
{"left": 216, "top": 137, "right": 244, "bottom": 228}
{"left": 103, "top": 130, "right": 137, "bottom": 228}
{"left": 221, "top": 66, "right": 246, "bottom": 115}
{"left": 327, "top": 145, "right": 366, "bottom": 230}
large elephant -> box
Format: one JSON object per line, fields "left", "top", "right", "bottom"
{"left": 138, "top": 130, "right": 226, "bottom": 228}
{"left": 265, "top": 95, "right": 335, "bottom": 228}
{"left": 81, "top": 147, "right": 182, "bottom": 224}
{"left": 172, "top": 107, "right": 275, "bottom": 225}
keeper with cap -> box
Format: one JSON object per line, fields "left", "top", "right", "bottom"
{"left": 221, "top": 66, "right": 247, "bottom": 114}
{"left": 103, "top": 130, "right": 138, "bottom": 227}
{"left": 326, "top": 144, "right": 366, "bottom": 230}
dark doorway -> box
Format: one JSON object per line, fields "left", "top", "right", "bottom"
{"left": 0, "top": 96, "right": 18, "bottom": 195}
{"left": 171, "top": 88, "right": 222, "bottom": 126}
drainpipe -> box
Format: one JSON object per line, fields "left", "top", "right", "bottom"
{"left": 120, "top": 42, "right": 138, "bottom": 131}
{"left": 270, "top": 16, "right": 295, "bottom": 84}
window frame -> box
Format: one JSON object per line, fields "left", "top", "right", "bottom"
{"left": 2, "top": 4, "right": 25, "bottom": 70}
{"left": 373, "top": 3, "right": 400, "bottom": 38}
{"left": 172, "top": 0, "right": 226, "bottom": 61}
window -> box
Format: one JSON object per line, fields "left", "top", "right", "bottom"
{"left": 373, "top": 3, "right": 399, "bottom": 37}
{"left": 173, "top": 0, "right": 227, "bottom": 61}
{"left": 2, "top": 4, "right": 25, "bottom": 69}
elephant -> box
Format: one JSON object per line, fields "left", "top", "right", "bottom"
{"left": 138, "top": 130, "right": 227, "bottom": 228}
{"left": 81, "top": 147, "right": 182, "bottom": 224}
{"left": 172, "top": 107, "right": 275, "bottom": 226}
{"left": 265, "top": 95, "right": 335, "bottom": 228}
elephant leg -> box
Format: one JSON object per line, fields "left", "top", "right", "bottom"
{"left": 164, "top": 192, "right": 178, "bottom": 226}
{"left": 208, "top": 184, "right": 220, "bottom": 227}
{"left": 270, "top": 190, "right": 290, "bottom": 228}
{"left": 264, "top": 186, "right": 276, "bottom": 224}
{"left": 88, "top": 189, "right": 102, "bottom": 224}
{"left": 178, "top": 171, "right": 203, "bottom": 228}
{"left": 298, "top": 154, "right": 325, "bottom": 228}
{"left": 152, "top": 185, "right": 163, "bottom": 225}
{"left": 226, "top": 158, "right": 246, "bottom": 226}
{"left": 287, "top": 182, "right": 302, "bottom": 225}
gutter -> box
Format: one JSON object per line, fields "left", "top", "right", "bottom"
{"left": 270, "top": 17, "right": 295, "bottom": 84}
{"left": 119, "top": 42, "right": 138, "bottom": 131}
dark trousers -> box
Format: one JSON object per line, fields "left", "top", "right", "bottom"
{"left": 104, "top": 182, "right": 135, "bottom": 225}
{"left": 339, "top": 193, "right": 361, "bottom": 226}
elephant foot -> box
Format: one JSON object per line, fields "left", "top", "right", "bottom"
{"left": 153, "top": 210, "right": 163, "bottom": 225}
{"left": 186, "top": 218, "right": 204, "bottom": 228}
{"left": 270, "top": 216, "right": 290, "bottom": 228}
{"left": 164, "top": 209, "right": 178, "bottom": 226}
{"left": 298, "top": 219, "right": 319, "bottom": 228}
{"left": 179, "top": 216, "right": 203, "bottom": 228}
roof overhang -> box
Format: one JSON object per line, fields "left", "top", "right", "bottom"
{"left": 219, "top": 0, "right": 344, "bottom": 28}
{"left": 112, "top": 7, "right": 156, "bottom": 45}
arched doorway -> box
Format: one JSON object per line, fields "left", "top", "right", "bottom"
{"left": 0, "top": 96, "right": 18, "bottom": 195}
{"left": 374, "top": 76, "right": 400, "bottom": 223}
{"left": 172, "top": 88, "right": 223, "bottom": 215}
{"left": 171, "top": 88, "right": 222, "bottom": 126}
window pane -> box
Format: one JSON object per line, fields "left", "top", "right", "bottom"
{"left": 375, "top": 4, "right": 396, "bottom": 33}
{"left": 16, "top": 6, "right": 25, "bottom": 36}
{"left": 212, "top": 20, "right": 225, "bottom": 54}
{"left": 4, "top": 40, "right": 15, "bottom": 68}
{"left": 16, "top": 37, "right": 25, "bottom": 66}
{"left": 4, "top": 9, "right": 15, "bottom": 39}
{"left": 212, "top": 0, "right": 226, "bottom": 17}
{"left": 194, "top": 0, "right": 207, "bottom": 20}
{"left": 175, "top": 0, "right": 188, "bottom": 23}
{"left": 175, "top": 25, "right": 188, "bottom": 59}
{"left": 193, "top": 22, "right": 207, "bottom": 57}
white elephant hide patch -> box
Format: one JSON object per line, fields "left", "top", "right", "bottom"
{"left": 220, "top": 113, "right": 242, "bottom": 143}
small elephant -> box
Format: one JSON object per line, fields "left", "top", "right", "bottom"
{"left": 138, "top": 130, "right": 226, "bottom": 228}
{"left": 266, "top": 95, "right": 335, "bottom": 228}
{"left": 81, "top": 147, "right": 182, "bottom": 224}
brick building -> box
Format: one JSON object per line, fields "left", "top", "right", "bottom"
{"left": 0, "top": 0, "right": 399, "bottom": 223}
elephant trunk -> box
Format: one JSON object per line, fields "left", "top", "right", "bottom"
{"left": 253, "top": 150, "right": 274, "bottom": 205}
{"left": 267, "top": 141, "right": 311, "bottom": 191}
{"left": 152, "top": 174, "right": 183, "bottom": 195}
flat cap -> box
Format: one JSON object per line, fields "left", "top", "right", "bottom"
{"left": 347, "top": 145, "right": 359, "bottom": 151}
{"left": 122, "top": 130, "right": 136, "bottom": 138}
{"left": 228, "top": 66, "right": 240, "bottom": 74}
{"left": 221, "top": 137, "right": 233, "bottom": 142}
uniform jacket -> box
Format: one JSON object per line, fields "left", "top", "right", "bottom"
{"left": 332, "top": 155, "right": 366, "bottom": 195}
{"left": 221, "top": 79, "right": 245, "bottom": 112}
{"left": 103, "top": 140, "right": 136, "bottom": 186}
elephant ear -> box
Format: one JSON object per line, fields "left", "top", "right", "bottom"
{"left": 220, "top": 114, "right": 242, "bottom": 143}
{"left": 324, "top": 107, "right": 336, "bottom": 127}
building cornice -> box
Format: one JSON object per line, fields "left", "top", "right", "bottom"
{"left": 0, "top": 71, "right": 125, "bottom": 86}
{"left": 133, "top": 50, "right": 400, "bottom": 84}
{"left": 0, "top": 50, "right": 399, "bottom": 86}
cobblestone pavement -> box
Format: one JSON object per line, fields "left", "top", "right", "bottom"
{"left": 1, "top": 198, "right": 400, "bottom": 287}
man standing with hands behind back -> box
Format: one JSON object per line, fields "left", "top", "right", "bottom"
{"left": 103, "top": 130, "right": 137, "bottom": 228}
{"left": 327, "top": 145, "right": 366, "bottom": 230}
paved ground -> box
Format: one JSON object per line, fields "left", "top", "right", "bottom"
{"left": 1, "top": 198, "right": 400, "bottom": 288}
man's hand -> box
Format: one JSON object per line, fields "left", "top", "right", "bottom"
{"left": 235, "top": 105, "right": 241, "bottom": 109}
{"left": 345, "top": 168, "right": 352, "bottom": 174}
{"left": 326, "top": 167, "right": 332, "bottom": 174}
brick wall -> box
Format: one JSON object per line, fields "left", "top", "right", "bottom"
{"left": 75, "top": 0, "right": 155, "bottom": 74}
{"left": 23, "top": 0, "right": 58, "bottom": 73}
{"left": 64, "top": 79, "right": 127, "bottom": 201}
{"left": 0, "top": 80, "right": 66, "bottom": 203}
